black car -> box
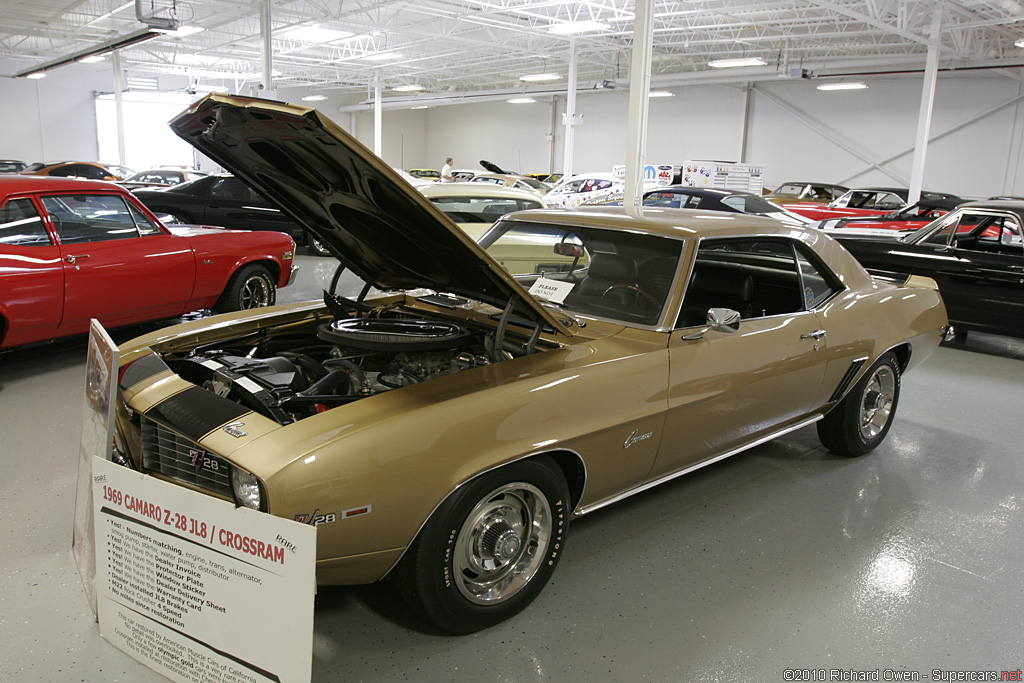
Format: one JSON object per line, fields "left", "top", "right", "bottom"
{"left": 835, "top": 200, "right": 1024, "bottom": 342}
{"left": 640, "top": 186, "right": 810, "bottom": 228}
{"left": 134, "top": 174, "right": 326, "bottom": 253}
{"left": 0, "top": 159, "right": 26, "bottom": 173}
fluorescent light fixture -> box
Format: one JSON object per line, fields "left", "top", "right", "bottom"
{"left": 1016, "top": 37, "right": 1024, "bottom": 48}
{"left": 15, "top": 27, "right": 165, "bottom": 78}
{"left": 708, "top": 57, "right": 766, "bottom": 68}
{"left": 411, "top": 105, "right": 429, "bottom": 109}
{"left": 154, "top": 25, "right": 205, "bottom": 38}
{"left": 507, "top": 97, "right": 536, "bottom": 104}
{"left": 301, "top": 94, "right": 327, "bottom": 101}
{"left": 26, "top": 72, "right": 46, "bottom": 79}
{"left": 194, "top": 84, "right": 229, "bottom": 93}
{"left": 520, "top": 73, "right": 561, "bottom": 82}
{"left": 392, "top": 84, "right": 423, "bottom": 92}
{"left": 363, "top": 52, "right": 402, "bottom": 61}
{"left": 79, "top": 55, "right": 107, "bottom": 64}
{"left": 648, "top": 90, "right": 674, "bottom": 97}
{"left": 286, "top": 24, "right": 353, "bottom": 43}
{"left": 817, "top": 82, "right": 868, "bottom": 91}
{"left": 548, "top": 20, "right": 608, "bottom": 35}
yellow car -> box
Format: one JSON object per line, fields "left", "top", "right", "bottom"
{"left": 112, "top": 95, "right": 950, "bottom": 634}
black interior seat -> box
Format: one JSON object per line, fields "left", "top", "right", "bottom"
{"left": 678, "top": 266, "right": 754, "bottom": 327}
{"left": 578, "top": 252, "right": 637, "bottom": 304}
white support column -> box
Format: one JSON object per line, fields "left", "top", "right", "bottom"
{"left": 624, "top": 0, "right": 654, "bottom": 219}
{"left": 739, "top": 83, "right": 752, "bottom": 163}
{"left": 563, "top": 40, "right": 577, "bottom": 181}
{"left": 260, "top": 0, "right": 272, "bottom": 94}
{"left": 111, "top": 50, "right": 126, "bottom": 168}
{"left": 374, "top": 80, "right": 382, "bottom": 157}
{"left": 908, "top": 10, "right": 943, "bottom": 205}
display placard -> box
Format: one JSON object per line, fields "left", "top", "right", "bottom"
{"left": 73, "top": 319, "right": 119, "bottom": 618}
{"left": 92, "top": 457, "right": 316, "bottom": 683}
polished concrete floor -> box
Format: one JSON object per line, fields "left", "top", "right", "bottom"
{"left": 2, "top": 254, "right": 1024, "bottom": 681}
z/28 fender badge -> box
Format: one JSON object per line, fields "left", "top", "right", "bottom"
{"left": 222, "top": 421, "right": 247, "bottom": 438}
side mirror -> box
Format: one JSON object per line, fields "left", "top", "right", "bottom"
{"left": 707, "top": 307, "right": 741, "bottom": 332}
{"left": 681, "top": 308, "right": 741, "bottom": 340}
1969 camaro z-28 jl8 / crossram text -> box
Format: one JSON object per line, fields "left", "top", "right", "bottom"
{"left": 111, "top": 95, "right": 950, "bottom": 634}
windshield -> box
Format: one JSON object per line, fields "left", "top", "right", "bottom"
{"left": 428, "top": 195, "right": 542, "bottom": 223}
{"left": 479, "top": 219, "right": 683, "bottom": 327}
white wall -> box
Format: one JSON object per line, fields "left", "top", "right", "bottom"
{"left": 4, "top": 66, "right": 1022, "bottom": 199}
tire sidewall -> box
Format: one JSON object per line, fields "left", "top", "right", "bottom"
{"left": 408, "top": 458, "right": 569, "bottom": 634}
{"left": 216, "top": 265, "right": 275, "bottom": 312}
{"left": 825, "top": 352, "right": 901, "bottom": 457}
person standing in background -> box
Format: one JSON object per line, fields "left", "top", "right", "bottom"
{"left": 441, "top": 157, "right": 453, "bottom": 182}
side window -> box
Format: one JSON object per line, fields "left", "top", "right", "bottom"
{"left": 921, "top": 212, "right": 960, "bottom": 246}
{"left": 210, "top": 178, "right": 246, "bottom": 199}
{"left": 0, "top": 198, "right": 51, "bottom": 246}
{"left": 875, "top": 193, "right": 904, "bottom": 209}
{"left": 49, "top": 165, "right": 79, "bottom": 178}
{"left": 42, "top": 195, "right": 141, "bottom": 244}
{"left": 966, "top": 216, "right": 1023, "bottom": 255}
{"left": 678, "top": 238, "right": 806, "bottom": 328}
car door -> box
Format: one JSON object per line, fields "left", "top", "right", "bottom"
{"left": 0, "top": 196, "right": 64, "bottom": 347}
{"left": 652, "top": 237, "right": 833, "bottom": 478}
{"left": 203, "top": 176, "right": 294, "bottom": 233}
{"left": 41, "top": 192, "right": 196, "bottom": 335}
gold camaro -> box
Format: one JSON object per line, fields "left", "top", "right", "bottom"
{"left": 112, "top": 95, "right": 950, "bottom": 634}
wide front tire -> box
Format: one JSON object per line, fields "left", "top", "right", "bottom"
{"left": 214, "top": 264, "right": 276, "bottom": 313}
{"left": 396, "top": 458, "right": 570, "bottom": 634}
{"left": 817, "top": 352, "right": 901, "bottom": 457}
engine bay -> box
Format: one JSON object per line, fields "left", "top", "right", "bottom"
{"left": 166, "top": 312, "right": 504, "bottom": 425}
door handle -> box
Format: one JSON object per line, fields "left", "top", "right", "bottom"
{"left": 801, "top": 330, "right": 826, "bottom": 340}
{"left": 65, "top": 254, "right": 90, "bottom": 264}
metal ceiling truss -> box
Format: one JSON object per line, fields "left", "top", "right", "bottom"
{"left": 1, "top": 0, "right": 1022, "bottom": 95}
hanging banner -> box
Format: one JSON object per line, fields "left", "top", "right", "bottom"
{"left": 92, "top": 457, "right": 316, "bottom": 683}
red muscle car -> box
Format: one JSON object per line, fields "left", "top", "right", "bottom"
{"left": 0, "top": 175, "right": 297, "bottom": 350}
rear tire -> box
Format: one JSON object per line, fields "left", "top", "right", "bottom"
{"left": 395, "top": 457, "right": 570, "bottom": 634}
{"left": 817, "top": 352, "right": 901, "bottom": 457}
{"left": 214, "top": 264, "right": 276, "bottom": 313}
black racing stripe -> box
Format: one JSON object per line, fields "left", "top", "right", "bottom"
{"left": 119, "top": 352, "right": 170, "bottom": 390}
{"left": 145, "top": 386, "right": 250, "bottom": 442}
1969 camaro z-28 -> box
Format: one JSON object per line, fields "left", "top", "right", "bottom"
{"left": 110, "top": 95, "right": 950, "bottom": 634}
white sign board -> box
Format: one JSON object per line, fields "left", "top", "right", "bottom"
{"left": 529, "top": 277, "right": 575, "bottom": 305}
{"left": 74, "top": 319, "right": 119, "bottom": 617}
{"left": 93, "top": 457, "right": 316, "bottom": 683}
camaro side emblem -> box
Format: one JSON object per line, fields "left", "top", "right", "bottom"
{"left": 222, "top": 421, "right": 248, "bottom": 438}
{"left": 624, "top": 428, "right": 653, "bottom": 449}
{"left": 189, "top": 448, "right": 205, "bottom": 468}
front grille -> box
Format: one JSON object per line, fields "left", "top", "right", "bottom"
{"left": 140, "top": 416, "right": 233, "bottom": 498}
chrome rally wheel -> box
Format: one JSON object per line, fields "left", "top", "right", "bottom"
{"left": 859, "top": 364, "right": 896, "bottom": 441}
{"left": 453, "top": 482, "right": 552, "bottom": 605}
{"left": 817, "top": 351, "right": 901, "bottom": 458}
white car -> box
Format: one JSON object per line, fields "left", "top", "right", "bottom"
{"left": 544, "top": 172, "right": 624, "bottom": 208}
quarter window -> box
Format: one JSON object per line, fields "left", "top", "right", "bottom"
{"left": 0, "top": 198, "right": 50, "bottom": 246}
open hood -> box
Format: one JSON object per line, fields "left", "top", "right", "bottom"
{"left": 169, "top": 94, "right": 566, "bottom": 335}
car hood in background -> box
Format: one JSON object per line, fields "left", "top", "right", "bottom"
{"left": 169, "top": 94, "right": 566, "bottom": 334}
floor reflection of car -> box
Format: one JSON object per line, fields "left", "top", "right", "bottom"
{"left": 133, "top": 174, "right": 321, "bottom": 252}
{"left": 834, "top": 200, "right": 1024, "bottom": 343}
{"left": 0, "top": 175, "right": 297, "bottom": 350}
{"left": 110, "top": 94, "right": 949, "bottom": 635}
{"left": 817, "top": 198, "right": 962, "bottom": 232}
{"left": 419, "top": 183, "right": 544, "bottom": 240}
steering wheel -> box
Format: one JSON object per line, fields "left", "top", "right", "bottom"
{"left": 602, "top": 284, "right": 660, "bottom": 309}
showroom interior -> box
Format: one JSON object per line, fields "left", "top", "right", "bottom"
{"left": 2, "top": 1, "right": 1024, "bottom": 681}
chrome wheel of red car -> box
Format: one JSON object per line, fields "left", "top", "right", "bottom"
{"left": 215, "top": 264, "right": 276, "bottom": 312}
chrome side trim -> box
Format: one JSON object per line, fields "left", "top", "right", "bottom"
{"left": 574, "top": 414, "right": 823, "bottom": 518}
{"left": 380, "top": 447, "right": 587, "bottom": 578}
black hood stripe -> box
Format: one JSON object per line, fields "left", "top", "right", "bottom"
{"left": 119, "top": 352, "right": 169, "bottom": 391}
{"left": 145, "top": 386, "right": 251, "bottom": 443}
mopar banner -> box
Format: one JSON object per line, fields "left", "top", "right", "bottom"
{"left": 73, "top": 319, "right": 118, "bottom": 618}
{"left": 92, "top": 457, "right": 316, "bottom": 683}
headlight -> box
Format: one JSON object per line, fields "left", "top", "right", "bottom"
{"left": 231, "top": 468, "right": 263, "bottom": 510}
